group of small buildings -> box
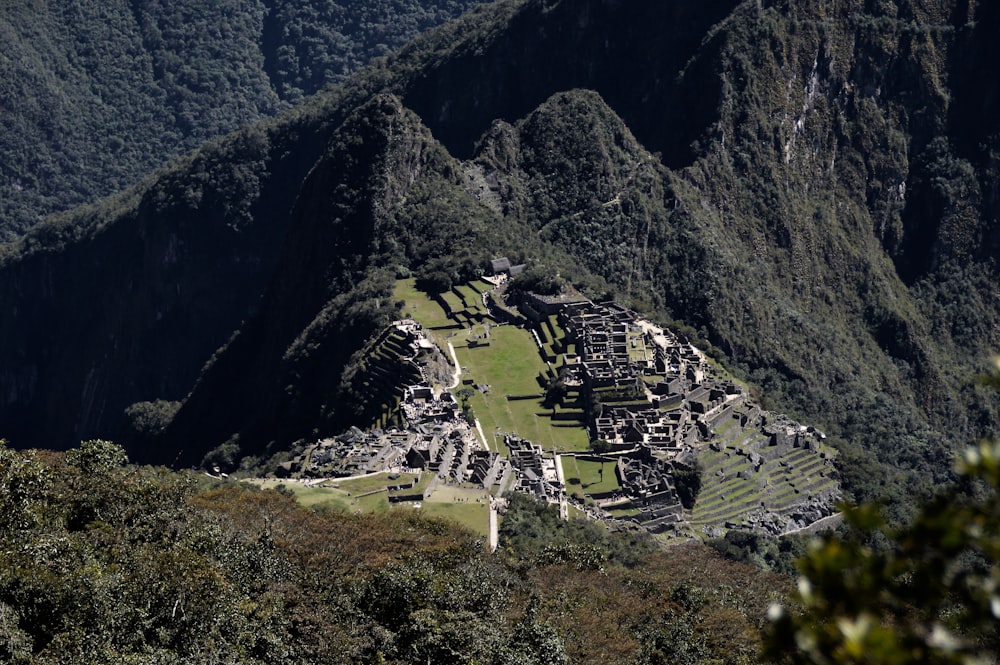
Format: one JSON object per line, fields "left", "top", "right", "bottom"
{"left": 556, "top": 300, "right": 741, "bottom": 455}
{"left": 505, "top": 434, "right": 562, "bottom": 501}
{"left": 288, "top": 391, "right": 508, "bottom": 492}
{"left": 541, "top": 299, "right": 838, "bottom": 535}
{"left": 278, "top": 275, "right": 839, "bottom": 538}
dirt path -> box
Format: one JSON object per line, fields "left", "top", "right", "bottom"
{"left": 474, "top": 417, "right": 490, "bottom": 451}
{"left": 488, "top": 499, "right": 499, "bottom": 553}
{"left": 554, "top": 455, "right": 569, "bottom": 521}
{"left": 446, "top": 341, "right": 461, "bottom": 389}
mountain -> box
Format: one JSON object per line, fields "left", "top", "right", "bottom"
{"left": 1, "top": 0, "right": 998, "bottom": 512}
{"left": 0, "top": 0, "right": 489, "bottom": 240}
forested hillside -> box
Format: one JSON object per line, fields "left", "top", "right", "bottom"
{"left": 1, "top": 0, "right": 998, "bottom": 522}
{"left": 0, "top": 0, "right": 488, "bottom": 239}
{"left": 0, "top": 440, "right": 781, "bottom": 664}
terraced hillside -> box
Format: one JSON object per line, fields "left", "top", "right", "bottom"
{"left": 394, "top": 278, "right": 592, "bottom": 453}
{"left": 292, "top": 275, "right": 842, "bottom": 539}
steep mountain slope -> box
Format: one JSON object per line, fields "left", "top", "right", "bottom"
{"left": 449, "top": 0, "right": 1000, "bottom": 505}
{"left": 0, "top": 0, "right": 998, "bottom": 509}
{"left": 0, "top": 112, "right": 325, "bottom": 456}
{"left": 0, "top": 0, "right": 488, "bottom": 240}
{"left": 152, "top": 93, "right": 508, "bottom": 465}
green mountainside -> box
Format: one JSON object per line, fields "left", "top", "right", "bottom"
{"left": 0, "top": 0, "right": 488, "bottom": 239}
{"left": 0, "top": 440, "right": 782, "bottom": 663}
{"left": 1, "top": 0, "right": 998, "bottom": 521}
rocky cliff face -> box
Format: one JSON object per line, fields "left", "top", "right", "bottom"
{"left": 0, "top": 0, "right": 997, "bottom": 501}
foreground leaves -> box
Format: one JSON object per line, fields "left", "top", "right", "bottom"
{"left": 766, "top": 437, "right": 1000, "bottom": 664}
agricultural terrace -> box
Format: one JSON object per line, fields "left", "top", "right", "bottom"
{"left": 393, "top": 278, "right": 457, "bottom": 330}
{"left": 250, "top": 475, "right": 491, "bottom": 536}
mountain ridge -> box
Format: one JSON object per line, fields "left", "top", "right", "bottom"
{"left": 1, "top": 0, "right": 998, "bottom": 512}
{"left": 0, "top": 0, "right": 491, "bottom": 240}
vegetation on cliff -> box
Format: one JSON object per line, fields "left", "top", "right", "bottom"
{"left": 0, "top": 0, "right": 998, "bottom": 523}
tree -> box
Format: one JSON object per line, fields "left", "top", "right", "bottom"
{"left": 64, "top": 439, "right": 127, "bottom": 474}
{"left": 590, "top": 438, "right": 611, "bottom": 454}
{"left": 765, "top": 365, "right": 1000, "bottom": 664}
{"left": 0, "top": 440, "right": 48, "bottom": 534}
{"left": 671, "top": 462, "right": 702, "bottom": 510}
{"left": 543, "top": 377, "right": 568, "bottom": 413}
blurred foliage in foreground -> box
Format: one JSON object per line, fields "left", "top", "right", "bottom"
{"left": 766, "top": 362, "right": 1000, "bottom": 664}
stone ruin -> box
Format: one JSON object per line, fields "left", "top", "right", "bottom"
{"left": 277, "top": 289, "right": 841, "bottom": 539}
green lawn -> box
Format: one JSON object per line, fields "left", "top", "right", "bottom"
{"left": 249, "top": 479, "right": 390, "bottom": 513}
{"left": 455, "top": 326, "right": 590, "bottom": 452}
{"left": 394, "top": 278, "right": 457, "bottom": 329}
{"left": 249, "top": 476, "right": 490, "bottom": 533}
{"left": 454, "top": 325, "right": 544, "bottom": 394}
{"left": 421, "top": 485, "right": 490, "bottom": 535}
{"left": 419, "top": 502, "right": 490, "bottom": 536}
{"left": 561, "top": 456, "right": 585, "bottom": 499}
{"left": 326, "top": 472, "right": 419, "bottom": 494}
{"left": 628, "top": 331, "right": 650, "bottom": 362}
{"left": 454, "top": 284, "right": 486, "bottom": 309}
{"left": 439, "top": 289, "right": 466, "bottom": 314}
{"left": 561, "top": 456, "right": 622, "bottom": 496}
{"left": 394, "top": 278, "right": 590, "bottom": 452}
{"left": 469, "top": 279, "right": 494, "bottom": 292}
{"left": 574, "top": 459, "right": 621, "bottom": 493}
{"left": 387, "top": 472, "right": 436, "bottom": 499}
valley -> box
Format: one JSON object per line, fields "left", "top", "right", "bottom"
{"left": 2, "top": 0, "right": 1000, "bottom": 661}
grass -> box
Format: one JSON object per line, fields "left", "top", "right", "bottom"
{"left": 560, "top": 456, "right": 585, "bottom": 498}
{"left": 455, "top": 326, "right": 543, "bottom": 393}
{"left": 689, "top": 434, "right": 840, "bottom": 531}
{"left": 454, "top": 324, "right": 590, "bottom": 453}
{"left": 421, "top": 485, "right": 490, "bottom": 535}
{"left": 419, "top": 502, "right": 490, "bottom": 535}
{"left": 395, "top": 279, "right": 589, "bottom": 453}
{"left": 329, "top": 472, "right": 420, "bottom": 494}
{"left": 249, "top": 479, "right": 390, "bottom": 513}
{"left": 393, "top": 278, "right": 457, "bottom": 329}
{"left": 469, "top": 279, "right": 493, "bottom": 292}
{"left": 712, "top": 415, "right": 739, "bottom": 437}
{"left": 563, "top": 458, "right": 621, "bottom": 495}
{"left": 387, "top": 473, "right": 436, "bottom": 499}
{"left": 575, "top": 459, "right": 621, "bottom": 493}
{"left": 439, "top": 290, "right": 466, "bottom": 314}
{"left": 455, "top": 284, "right": 486, "bottom": 308}
{"left": 249, "top": 475, "right": 491, "bottom": 534}
{"left": 627, "top": 331, "right": 650, "bottom": 362}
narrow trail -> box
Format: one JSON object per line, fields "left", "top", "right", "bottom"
{"left": 446, "top": 341, "right": 461, "bottom": 389}
{"left": 488, "top": 499, "right": 499, "bottom": 553}
{"left": 474, "top": 418, "right": 489, "bottom": 450}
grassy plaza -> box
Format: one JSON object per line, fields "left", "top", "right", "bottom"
{"left": 395, "top": 278, "right": 591, "bottom": 453}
